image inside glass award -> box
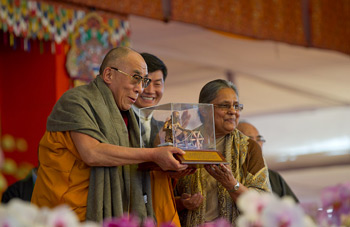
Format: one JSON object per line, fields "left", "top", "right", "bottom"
{"left": 139, "top": 103, "right": 228, "bottom": 166}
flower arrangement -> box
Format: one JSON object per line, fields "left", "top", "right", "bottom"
{"left": 0, "top": 198, "right": 97, "bottom": 227}
{"left": 236, "top": 181, "right": 350, "bottom": 227}
{"left": 1, "top": 182, "right": 350, "bottom": 227}
{"left": 317, "top": 182, "right": 350, "bottom": 226}
{"left": 0, "top": 200, "right": 176, "bottom": 227}
{"left": 102, "top": 215, "right": 174, "bottom": 227}
{"left": 236, "top": 190, "right": 315, "bottom": 227}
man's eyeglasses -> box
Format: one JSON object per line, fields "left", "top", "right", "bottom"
{"left": 110, "top": 67, "right": 151, "bottom": 88}
{"left": 214, "top": 103, "right": 244, "bottom": 112}
{"left": 248, "top": 135, "right": 266, "bottom": 143}
{"left": 256, "top": 135, "right": 266, "bottom": 143}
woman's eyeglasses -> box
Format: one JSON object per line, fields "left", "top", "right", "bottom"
{"left": 214, "top": 103, "right": 244, "bottom": 112}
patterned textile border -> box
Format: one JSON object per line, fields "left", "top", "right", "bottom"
{"left": 170, "top": 0, "right": 349, "bottom": 55}
{"left": 0, "top": 0, "right": 130, "bottom": 47}
{"left": 171, "top": 0, "right": 307, "bottom": 46}
{"left": 56, "top": 0, "right": 164, "bottom": 20}
{"left": 311, "top": 0, "right": 350, "bottom": 55}
{"left": 1, "top": 0, "right": 348, "bottom": 55}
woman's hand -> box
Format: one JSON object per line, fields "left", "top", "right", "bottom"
{"left": 204, "top": 163, "right": 237, "bottom": 190}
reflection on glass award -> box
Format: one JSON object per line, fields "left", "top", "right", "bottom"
{"left": 138, "top": 103, "right": 228, "bottom": 169}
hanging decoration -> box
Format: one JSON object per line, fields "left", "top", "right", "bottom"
{"left": 66, "top": 12, "right": 130, "bottom": 85}
{"left": 0, "top": 0, "right": 84, "bottom": 45}
{"left": 0, "top": 0, "right": 130, "bottom": 54}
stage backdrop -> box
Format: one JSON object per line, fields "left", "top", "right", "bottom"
{"left": 0, "top": 0, "right": 130, "bottom": 193}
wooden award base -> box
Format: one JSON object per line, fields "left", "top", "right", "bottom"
{"left": 138, "top": 150, "right": 228, "bottom": 171}
{"left": 174, "top": 150, "right": 228, "bottom": 167}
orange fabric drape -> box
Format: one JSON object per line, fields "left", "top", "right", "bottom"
{"left": 31, "top": 131, "right": 90, "bottom": 222}
{"left": 151, "top": 171, "right": 181, "bottom": 227}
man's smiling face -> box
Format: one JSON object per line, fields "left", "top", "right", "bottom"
{"left": 134, "top": 69, "right": 164, "bottom": 108}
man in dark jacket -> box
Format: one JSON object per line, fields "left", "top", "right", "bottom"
{"left": 1, "top": 167, "right": 37, "bottom": 203}
{"left": 237, "top": 122, "right": 299, "bottom": 203}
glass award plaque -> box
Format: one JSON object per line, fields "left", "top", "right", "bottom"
{"left": 138, "top": 103, "right": 228, "bottom": 169}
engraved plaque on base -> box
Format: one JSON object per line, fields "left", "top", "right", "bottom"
{"left": 138, "top": 103, "right": 227, "bottom": 169}
{"left": 174, "top": 150, "right": 228, "bottom": 167}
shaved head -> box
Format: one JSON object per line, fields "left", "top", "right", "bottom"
{"left": 237, "top": 122, "right": 258, "bottom": 136}
{"left": 98, "top": 46, "right": 147, "bottom": 111}
{"left": 99, "top": 46, "right": 133, "bottom": 75}
{"left": 237, "top": 122, "right": 265, "bottom": 148}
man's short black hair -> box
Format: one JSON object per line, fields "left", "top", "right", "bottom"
{"left": 141, "top": 53, "right": 168, "bottom": 81}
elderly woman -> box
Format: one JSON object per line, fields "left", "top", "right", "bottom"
{"left": 175, "top": 79, "right": 271, "bottom": 226}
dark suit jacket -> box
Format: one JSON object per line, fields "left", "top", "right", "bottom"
{"left": 135, "top": 114, "right": 164, "bottom": 148}
{"left": 269, "top": 169, "right": 299, "bottom": 203}
{"left": 1, "top": 171, "right": 35, "bottom": 203}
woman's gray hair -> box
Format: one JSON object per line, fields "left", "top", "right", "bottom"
{"left": 199, "top": 79, "right": 239, "bottom": 103}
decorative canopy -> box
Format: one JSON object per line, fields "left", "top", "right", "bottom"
{"left": 51, "top": 0, "right": 350, "bottom": 55}
{"left": 0, "top": 0, "right": 130, "bottom": 50}
{"left": 1, "top": 0, "right": 348, "bottom": 55}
